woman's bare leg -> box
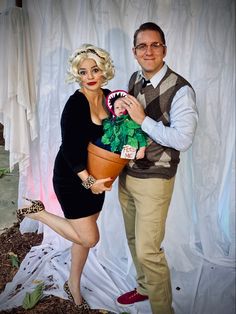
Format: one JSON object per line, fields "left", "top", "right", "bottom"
{"left": 25, "top": 209, "right": 100, "bottom": 305}
{"left": 25, "top": 210, "right": 100, "bottom": 247}
{"left": 66, "top": 212, "right": 100, "bottom": 304}
{"left": 67, "top": 243, "right": 89, "bottom": 304}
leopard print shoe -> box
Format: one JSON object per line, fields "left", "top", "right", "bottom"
{"left": 63, "top": 281, "right": 90, "bottom": 313}
{"left": 16, "top": 197, "right": 45, "bottom": 221}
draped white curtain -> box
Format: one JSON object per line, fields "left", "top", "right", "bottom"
{"left": 0, "top": 1, "right": 235, "bottom": 313}
{"left": 0, "top": 4, "right": 37, "bottom": 173}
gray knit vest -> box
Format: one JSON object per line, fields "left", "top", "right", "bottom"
{"left": 125, "top": 66, "right": 193, "bottom": 179}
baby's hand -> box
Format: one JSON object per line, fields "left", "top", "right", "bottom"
{"left": 136, "top": 148, "right": 145, "bottom": 160}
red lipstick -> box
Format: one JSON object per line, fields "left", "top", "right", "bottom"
{"left": 87, "top": 82, "right": 97, "bottom": 86}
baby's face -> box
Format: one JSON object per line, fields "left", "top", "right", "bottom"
{"left": 114, "top": 98, "right": 126, "bottom": 117}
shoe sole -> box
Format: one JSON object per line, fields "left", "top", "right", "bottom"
{"left": 116, "top": 298, "right": 148, "bottom": 307}
{"left": 116, "top": 299, "right": 132, "bottom": 307}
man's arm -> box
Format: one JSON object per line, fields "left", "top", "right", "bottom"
{"left": 141, "top": 86, "right": 198, "bottom": 151}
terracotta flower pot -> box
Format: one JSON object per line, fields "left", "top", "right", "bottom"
{"left": 87, "top": 142, "right": 129, "bottom": 187}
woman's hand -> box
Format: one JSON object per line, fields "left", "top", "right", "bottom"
{"left": 90, "top": 177, "right": 113, "bottom": 194}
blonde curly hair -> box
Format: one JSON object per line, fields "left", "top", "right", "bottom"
{"left": 66, "top": 44, "right": 115, "bottom": 86}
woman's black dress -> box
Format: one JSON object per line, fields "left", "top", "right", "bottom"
{"left": 53, "top": 89, "right": 110, "bottom": 219}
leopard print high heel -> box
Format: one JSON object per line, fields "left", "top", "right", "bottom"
{"left": 16, "top": 197, "right": 45, "bottom": 221}
{"left": 63, "top": 281, "right": 90, "bottom": 313}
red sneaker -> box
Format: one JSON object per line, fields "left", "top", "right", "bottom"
{"left": 116, "top": 289, "right": 149, "bottom": 306}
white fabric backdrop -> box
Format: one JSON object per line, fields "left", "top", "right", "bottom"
{"left": 0, "top": 5, "right": 37, "bottom": 173}
{"left": 0, "top": 1, "right": 235, "bottom": 313}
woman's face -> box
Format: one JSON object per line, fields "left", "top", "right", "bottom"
{"left": 78, "top": 58, "right": 104, "bottom": 90}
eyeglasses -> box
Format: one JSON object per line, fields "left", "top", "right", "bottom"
{"left": 135, "top": 42, "right": 166, "bottom": 54}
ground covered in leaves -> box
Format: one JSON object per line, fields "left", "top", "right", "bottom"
{"left": 0, "top": 223, "right": 115, "bottom": 313}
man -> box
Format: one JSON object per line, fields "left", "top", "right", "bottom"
{"left": 117, "top": 22, "right": 198, "bottom": 314}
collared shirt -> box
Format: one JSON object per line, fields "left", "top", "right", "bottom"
{"left": 140, "top": 63, "right": 198, "bottom": 152}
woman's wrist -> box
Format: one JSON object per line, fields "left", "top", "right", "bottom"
{"left": 81, "top": 175, "right": 96, "bottom": 189}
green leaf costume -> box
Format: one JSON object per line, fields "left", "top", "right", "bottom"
{"left": 101, "top": 114, "right": 147, "bottom": 153}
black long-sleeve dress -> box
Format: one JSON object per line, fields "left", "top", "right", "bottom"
{"left": 53, "top": 89, "right": 110, "bottom": 219}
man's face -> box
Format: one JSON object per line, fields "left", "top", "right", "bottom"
{"left": 133, "top": 30, "right": 167, "bottom": 79}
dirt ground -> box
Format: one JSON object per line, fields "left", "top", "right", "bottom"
{"left": 0, "top": 223, "right": 113, "bottom": 314}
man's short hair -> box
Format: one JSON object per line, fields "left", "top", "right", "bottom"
{"left": 133, "top": 22, "right": 166, "bottom": 47}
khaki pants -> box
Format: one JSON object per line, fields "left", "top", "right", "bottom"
{"left": 119, "top": 173, "right": 175, "bottom": 314}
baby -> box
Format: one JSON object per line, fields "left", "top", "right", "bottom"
{"left": 101, "top": 90, "right": 147, "bottom": 159}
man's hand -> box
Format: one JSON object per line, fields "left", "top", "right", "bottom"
{"left": 122, "top": 95, "right": 146, "bottom": 125}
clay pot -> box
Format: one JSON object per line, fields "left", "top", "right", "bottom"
{"left": 87, "top": 142, "right": 129, "bottom": 187}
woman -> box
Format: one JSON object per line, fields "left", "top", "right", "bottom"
{"left": 16, "top": 44, "right": 115, "bottom": 311}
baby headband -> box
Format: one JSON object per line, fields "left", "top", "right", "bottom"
{"left": 75, "top": 48, "right": 105, "bottom": 60}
